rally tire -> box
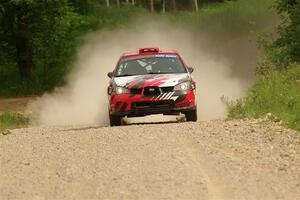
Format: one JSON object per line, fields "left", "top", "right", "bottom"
{"left": 109, "top": 115, "right": 122, "bottom": 126}
{"left": 185, "top": 109, "right": 197, "bottom": 122}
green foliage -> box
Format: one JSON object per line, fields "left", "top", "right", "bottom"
{"left": 0, "top": 1, "right": 144, "bottom": 96}
{"left": 0, "top": 0, "right": 276, "bottom": 96}
{"left": 0, "top": 112, "right": 29, "bottom": 131}
{"left": 228, "top": 64, "right": 300, "bottom": 131}
{"left": 258, "top": 0, "right": 300, "bottom": 68}
{"left": 229, "top": 0, "right": 300, "bottom": 131}
{"left": 0, "top": 0, "right": 80, "bottom": 94}
{"left": 275, "top": 0, "right": 300, "bottom": 64}
{"left": 168, "top": 0, "right": 276, "bottom": 41}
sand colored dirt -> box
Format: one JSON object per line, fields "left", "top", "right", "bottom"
{"left": 1, "top": 120, "right": 299, "bottom": 200}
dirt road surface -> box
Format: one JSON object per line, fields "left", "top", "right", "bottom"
{"left": 1, "top": 119, "right": 300, "bottom": 200}
{"left": 0, "top": 97, "right": 36, "bottom": 113}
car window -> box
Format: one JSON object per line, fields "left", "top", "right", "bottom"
{"left": 115, "top": 54, "right": 186, "bottom": 77}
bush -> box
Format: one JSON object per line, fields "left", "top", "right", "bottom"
{"left": 0, "top": 112, "right": 29, "bottom": 131}
{"left": 257, "top": 0, "right": 300, "bottom": 68}
{"left": 228, "top": 64, "right": 300, "bottom": 131}
{"left": 274, "top": 0, "right": 300, "bottom": 65}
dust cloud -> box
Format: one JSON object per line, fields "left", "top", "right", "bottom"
{"left": 28, "top": 18, "right": 254, "bottom": 126}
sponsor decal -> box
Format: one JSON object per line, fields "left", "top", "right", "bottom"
{"left": 155, "top": 54, "right": 177, "bottom": 58}
{"left": 114, "top": 74, "right": 189, "bottom": 88}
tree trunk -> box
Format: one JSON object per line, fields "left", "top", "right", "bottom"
{"left": 132, "top": 0, "right": 135, "bottom": 5}
{"left": 149, "top": 0, "right": 154, "bottom": 12}
{"left": 116, "top": 0, "right": 120, "bottom": 7}
{"left": 162, "top": 0, "right": 166, "bottom": 13}
{"left": 194, "top": 0, "right": 199, "bottom": 11}
{"left": 16, "top": 37, "right": 34, "bottom": 81}
{"left": 170, "top": 0, "right": 176, "bottom": 11}
{"left": 15, "top": 8, "right": 35, "bottom": 81}
{"left": 106, "top": 0, "right": 110, "bottom": 7}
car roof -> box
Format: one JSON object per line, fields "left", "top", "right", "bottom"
{"left": 121, "top": 47, "right": 179, "bottom": 58}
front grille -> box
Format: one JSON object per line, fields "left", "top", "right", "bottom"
{"left": 143, "top": 87, "right": 161, "bottom": 97}
{"left": 132, "top": 101, "right": 175, "bottom": 113}
{"left": 134, "top": 101, "right": 171, "bottom": 108}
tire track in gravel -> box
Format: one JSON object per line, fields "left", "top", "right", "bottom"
{"left": 165, "top": 124, "right": 226, "bottom": 200}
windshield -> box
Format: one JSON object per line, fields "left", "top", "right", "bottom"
{"left": 115, "top": 54, "right": 187, "bottom": 77}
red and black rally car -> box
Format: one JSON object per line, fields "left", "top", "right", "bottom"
{"left": 107, "top": 47, "right": 197, "bottom": 126}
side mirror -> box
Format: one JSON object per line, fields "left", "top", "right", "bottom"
{"left": 107, "top": 72, "right": 113, "bottom": 78}
{"left": 188, "top": 67, "right": 194, "bottom": 74}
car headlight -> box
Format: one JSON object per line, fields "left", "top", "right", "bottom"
{"left": 174, "top": 82, "right": 191, "bottom": 91}
{"left": 114, "top": 87, "right": 130, "bottom": 94}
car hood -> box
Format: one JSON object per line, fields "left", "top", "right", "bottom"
{"left": 113, "top": 73, "right": 190, "bottom": 88}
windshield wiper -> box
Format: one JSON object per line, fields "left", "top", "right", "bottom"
{"left": 147, "top": 72, "right": 165, "bottom": 74}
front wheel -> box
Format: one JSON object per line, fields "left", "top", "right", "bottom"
{"left": 109, "top": 115, "right": 122, "bottom": 126}
{"left": 185, "top": 109, "right": 197, "bottom": 122}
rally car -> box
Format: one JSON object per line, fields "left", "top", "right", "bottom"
{"left": 107, "top": 47, "right": 197, "bottom": 126}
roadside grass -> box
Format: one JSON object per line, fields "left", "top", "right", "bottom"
{"left": 228, "top": 64, "right": 300, "bottom": 131}
{"left": 0, "top": 112, "right": 29, "bottom": 132}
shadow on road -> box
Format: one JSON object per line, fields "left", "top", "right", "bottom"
{"left": 124, "top": 120, "right": 180, "bottom": 126}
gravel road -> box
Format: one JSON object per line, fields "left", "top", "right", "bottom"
{"left": 1, "top": 119, "right": 300, "bottom": 200}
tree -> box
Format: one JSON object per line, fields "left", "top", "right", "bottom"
{"left": 262, "top": 0, "right": 300, "bottom": 68}
{"left": 0, "top": 1, "right": 35, "bottom": 80}
{"left": 274, "top": 0, "right": 300, "bottom": 65}
{"left": 0, "top": 0, "right": 77, "bottom": 82}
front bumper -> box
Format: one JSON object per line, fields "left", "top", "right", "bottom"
{"left": 109, "top": 90, "right": 196, "bottom": 117}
